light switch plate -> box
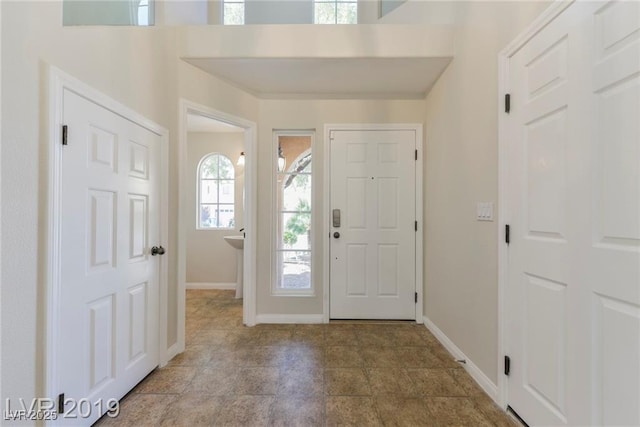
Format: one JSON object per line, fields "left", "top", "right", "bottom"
{"left": 477, "top": 202, "right": 494, "bottom": 221}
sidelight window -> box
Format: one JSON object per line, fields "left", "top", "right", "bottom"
{"left": 274, "top": 132, "right": 314, "bottom": 294}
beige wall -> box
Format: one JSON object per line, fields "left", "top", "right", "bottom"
{"left": 1, "top": 1, "right": 258, "bottom": 416}
{"left": 422, "top": 1, "right": 550, "bottom": 383}
{"left": 186, "top": 132, "right": 244, "bottom": 283}
{"left": 256, "top": 99, "right": 427, "bottom": 315}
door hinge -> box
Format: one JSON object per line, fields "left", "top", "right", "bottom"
{"left": 505, "top": 224, "right": 510, "bottom": 245}
{"left": 504, "top": 355, "right": 511, "bottom": 376}
{"left": 415, "top": 221, "right": 418, "bottom": 231}
{"left": 415, "top": 292, "right": 418, "bottom": 303}
{"left": 58, "top": 393, "right": 65, "bottom": 413}
{"left": 62, "top": 125, "right": 68, "bottom": 146}
{"left": 415, "top": 149, "right": 418, "bottom": 160}
{"left": 505, "top": 94, "right": 511, "bottom": 113}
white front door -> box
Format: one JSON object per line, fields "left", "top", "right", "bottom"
{"left": 330, "top": 129, "right": 416, "bottom": 319}
{"left": 506, "top": 1, "right": 640, "bottom": 425}
{"left": 58, "top": 88, "right": 161, "bottom": 425}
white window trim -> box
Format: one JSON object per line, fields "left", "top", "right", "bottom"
{"left": 196, "top": 153, "right": 236, "bottom": 231}
{"left": 272, "top": 130, "right": 316, "bottom": 297}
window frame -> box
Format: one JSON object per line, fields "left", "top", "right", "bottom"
{"left": 313, "top": 0, "right": 358, "bottom": 24}
{"left": 196, "top": 153, "right": 236, "bottom": 231}
{"left": 272, "top": 131, "right": 316, "bottom": 296}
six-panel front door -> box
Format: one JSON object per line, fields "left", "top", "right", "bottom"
{"left": 330, "top": 129, "right": 416, "bottom": 319}
{"left": 58, "top": 88, "right": 160, "bottom": 425}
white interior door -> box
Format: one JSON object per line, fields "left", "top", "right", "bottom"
{"left": 58, "top": 88, "right": 161, "bottom": 425}
{"left": 330, "top": 129, "right": 416, "bottom": 319}
{"left": 506, "top": 1, "right": 640, "bottom": 425}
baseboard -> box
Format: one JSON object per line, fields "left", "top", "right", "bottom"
{"left": 256, "top": 314, "right": 324, "bottom": 324}
{"left": 423, "top": 316, "right": 499, "bottom": 402}
{"left": 186, "top": 282, "right": 236, "bottom": 290}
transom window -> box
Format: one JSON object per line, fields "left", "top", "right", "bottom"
{"left": 198, "top": 153, "right": 235, "bottom": 229}
{"left": 314, "top": 0, "right": 357, "bottom": 24}
{"left": 223, "top": 0, "right": 245, "bottom": 25}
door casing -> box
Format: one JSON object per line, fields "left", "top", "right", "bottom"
{"left": 323, "top": 124, "right": 423, "bottom": 323}
{"left": 46, "top": 66, "right": 170, "bottom": 420}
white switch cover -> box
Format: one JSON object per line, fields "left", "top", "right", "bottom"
{"left": 477, "top": 202, "right": 494, "bottom": 221}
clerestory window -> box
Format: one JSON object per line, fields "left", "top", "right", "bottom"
{"left": 314, "top": 0, "right": 357, "bottom": 24}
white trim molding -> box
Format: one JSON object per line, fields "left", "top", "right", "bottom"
{"left": 323, "top": 123, "right": 424, "bottom": 324}
{"left": 186, "top": 282, "right": 236, "bottom": 290}
{"left": 46, "top": 67, "right": 170, "bottom": 417}
{"left": 423, "top": 317, "right": 498, "bottom": 402}
{"left": 497, "top": 0, "right": 575, "bottom": 410}
{"left": 177, "top": 99, "right": 258, "bottom": 358}
{"left": 256, "top": 314, "right": 324, "bottom": 324}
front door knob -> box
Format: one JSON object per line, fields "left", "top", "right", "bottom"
{"left": 151, "top": 246, "right": 165, "bottom": 256}
{"left": 333, "top": 232, "right": 340, "bottom": 239}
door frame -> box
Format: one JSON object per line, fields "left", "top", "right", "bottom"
{"left": 323, "top": 124, "right": 424, "bottom": 323}
{"left": 176, "top": 99, "right": 258, "bottom": 350}
{"left": 497, "top": 0, "right": 575, "bottom": 409}
{"left": 45, "top": 66, "right": 170, "bottom": 411}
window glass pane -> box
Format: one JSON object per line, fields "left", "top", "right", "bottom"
{"left": 200, "top": 205, "right": 216, "bottom": 228}
{"left": 218, "top": 156, "right": 234, "bottom": 179}
{"left": 280, "top": 212, "right": 311, "bottom": 250}
{"left": 64, "top": 0, "right": 154, "bottom": 26}
{"left": 336, "top": 2, "right": 357, "bottom": 24}
{"left": 219, "top": 180, "right": 235, "bottom": 204}
{"left": 314, "top": 2, "right": 336, "bottom": 24}
{"left": 200, "top": 156, "right": 217, "bottom": 179}
{"left": 224, "top": 3, "right": 244, "bottom": 25}
{"left": 277, "top": 251, "right": 311, "bottom": 289}
{"left": 216, "top": 205, "right": 235, "bottom": 228}
{"left": 280, "top": 174, "right": 312, "bottom": 212}
{"left": 290, "top": 153, "right": 311, "bottom": 173}
{"left": 200, "top": 180, "right": 218, "bottom": 204}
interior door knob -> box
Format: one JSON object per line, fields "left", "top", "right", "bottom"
{"left": 151, "top": 246, "right": 165, "bottom": 256}
{"left": 333, "top": 232, "right": 340, "bottom": 238}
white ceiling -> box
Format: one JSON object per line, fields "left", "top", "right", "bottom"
{"left": 183, "top": 57, "right": 452, "bottom": 99}
{"left": 187, "top": 114, "right": 244, "bottom": 133}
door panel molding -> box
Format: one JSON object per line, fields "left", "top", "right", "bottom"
{"left": 323, "top": 123, "right": 423, "bottom": 323}
{"left": 47, "top": 66, "right": 169, "bottom": 423}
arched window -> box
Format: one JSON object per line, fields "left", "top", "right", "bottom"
{"left": 198, "top": 153, "right": 235, "bottom": 229}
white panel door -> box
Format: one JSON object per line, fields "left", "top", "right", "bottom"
{"left": 587, "top": 1, "right": 640, "bottom": 424}
{"left": 330, "top": 129, "right": 416, "bottom": 319}
{"left": 58, "top": 89, "right": 160, "bottom": 425}
{"left": 506, "top": 1, "right": 640, "bottom": 425}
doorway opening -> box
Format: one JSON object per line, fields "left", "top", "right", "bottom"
{"left": 186, "top": 114, "right": 245, "bottom": 296}
{"left": 177, "top": 100, "right": 258, "bottom": 357}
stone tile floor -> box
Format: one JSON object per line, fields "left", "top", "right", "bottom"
{"left": 96, "top": 289, "right": 519, "bottom": 426}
